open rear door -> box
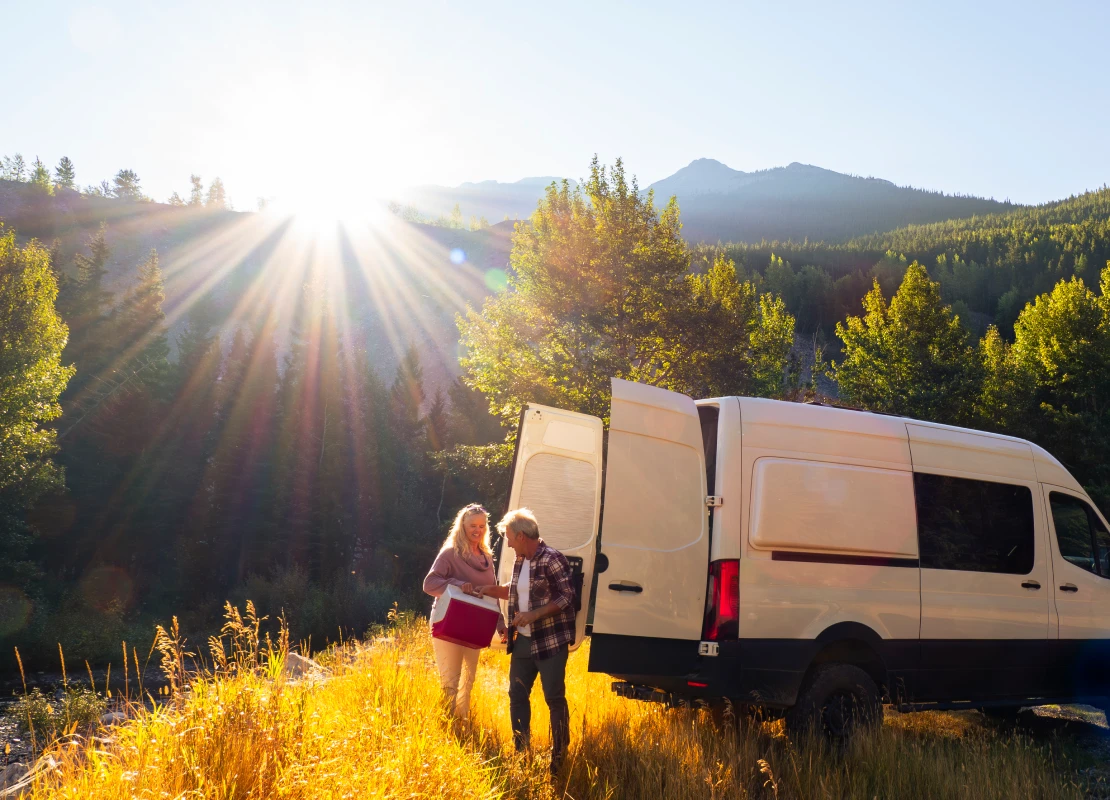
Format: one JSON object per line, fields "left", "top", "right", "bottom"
{"left": 497, "top": 404, "right": 603, "bottom": 649}
{"left": 591, "top": 379, "right": 709, "bottom": 642}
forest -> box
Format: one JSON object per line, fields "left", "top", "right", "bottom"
{"left": 1, "top": 155, "right": 1109, "bottom": 673}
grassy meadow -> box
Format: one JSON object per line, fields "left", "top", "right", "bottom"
{"left": 6, "top": 609, "right": 1107, "bottom": 799}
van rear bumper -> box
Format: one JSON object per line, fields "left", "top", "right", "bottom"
{"left": 590, "top": 632, "right": 809, "bottom": 708}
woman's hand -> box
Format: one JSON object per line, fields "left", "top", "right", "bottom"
{"left": 460, "top": 582, "right": 475, "bottom": 595}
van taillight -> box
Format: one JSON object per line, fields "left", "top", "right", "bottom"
{"left": 702, "top": 559, "right": 739, "bottom": 640}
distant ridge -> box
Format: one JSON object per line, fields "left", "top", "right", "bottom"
{"left": 646, "top": 159, "right": 1016, "bottom": 243}
{"left": 396, "top": 159, "right": 1018, "bottom": 244}
{"left": 395, "top": 176, "right": 576, "bottom": 223}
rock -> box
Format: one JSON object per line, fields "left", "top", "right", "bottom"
{"left": 280, "top": 652, "right": 325, "bottom": 680}
{"left": 100, "top": 711, "right": 128, "bottom": 726}
{"left": 0, "top": 762, "right": 29, "bottom": 794}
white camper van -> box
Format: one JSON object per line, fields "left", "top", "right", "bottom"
{"left": 497, "top": 378, "right": 1110, "bottom": 736}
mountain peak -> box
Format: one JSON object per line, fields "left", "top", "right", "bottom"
{"left": 650, "top": 158, "right": 751, "bottom": 196}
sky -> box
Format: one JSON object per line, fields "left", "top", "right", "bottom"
{"left": 3, "top": 0, "right": 1108, "bottom": 210}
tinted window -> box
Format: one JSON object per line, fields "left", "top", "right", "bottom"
{"left": 1051, "top": 493, "right": 1097, "bottom": 574}
{"left": 914, "top": 473, "right": 1035, "bottom": 574}
{"left": 1097, "top": 518, "right": 1110, "bottom": 577}
{"left": 1049, "top": 492, "right": 1110, "bottom": 577}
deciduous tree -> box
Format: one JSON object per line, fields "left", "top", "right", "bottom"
{"left": 833, "top": 261, "right": 981, "bottom": 423}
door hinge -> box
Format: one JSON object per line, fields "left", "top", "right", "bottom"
{"left": 698, "top": 641, "right": 719, "bottom": 657}
{"left": 705, "top": 496, "right": 723, "bottom": 507}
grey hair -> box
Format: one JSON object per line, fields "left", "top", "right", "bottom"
{"left": 497, "top": 508, "right": 540, "bottom": 540}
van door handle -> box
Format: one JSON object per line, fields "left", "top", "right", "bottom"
{"left": 1060, "top": 583, "right": 1079, "bottom": 593}
{"left": 608, "top": 582, "right": 643, "bottom": 593}
{"left": 1021, "top": 581, "right": 1041, "bottom": 590}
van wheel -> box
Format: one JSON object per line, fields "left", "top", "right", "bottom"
{"left": 785, "top": 663, "right": 883, "bottom": 740}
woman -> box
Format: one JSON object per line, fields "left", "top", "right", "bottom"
{"left": 422, "top": 503, "right": 504, "bottom": 717}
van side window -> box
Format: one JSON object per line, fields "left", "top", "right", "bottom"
{"left": 1097, "top": 519, "right": 1110, "bottom": 577}
{"left": 914, "top": 473, "right": 1035, "bottom": 574}
{"left": 1050, "top": 492, "right": 1108, "bottom": 577}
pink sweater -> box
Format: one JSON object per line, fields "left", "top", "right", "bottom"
{"left": 423, "top": 548, "right": 496, "bottom": 596}
{"left": 423, "top": 548, "right": 504, "bottom": 630}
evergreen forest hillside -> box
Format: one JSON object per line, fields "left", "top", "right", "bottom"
{"left": 709, "top": 186, "right": 1110, "bottom": 338}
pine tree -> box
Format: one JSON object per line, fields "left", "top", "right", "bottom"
{"left": 112, "top": 169, "right": 142, "bottom": 201}
{"left": 58, "top": 223, "right": 113, "bottom": 400}
{"left": 109, "top": 249, "right": 171, "bottom": 395}
{"left": 188, "top": 175, "right": 204, "bottom": 206}
{"left": 450, "top": 203, "right": 463, "bottom": 229}
{"left": 2, "top": 154, "right": 27, "bottom": 182}
{"left": 167, "top": 192, "right": 185, "bottom": 206}
{"left": 29, "top": 157, "right": 53, "bottom": 194}
{"left": 206, "top": 177, "right": 227, "bottom": 209}
{"left": 54, "top": 157, "right": 76, "bottom": 190}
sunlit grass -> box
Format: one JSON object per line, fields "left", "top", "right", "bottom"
{"left": 14, "top": 612, "right": 1097, "bottom": 799}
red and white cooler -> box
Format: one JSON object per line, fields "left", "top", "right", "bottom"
{"left": 430, "top": 584, "right": 501, "bottom": 649}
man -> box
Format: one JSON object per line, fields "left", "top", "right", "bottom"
{"left": 477, "top": 508, "right": 576, "bottom": 776}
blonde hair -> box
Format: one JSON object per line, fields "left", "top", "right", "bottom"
{"left": 442, "top": 503, "right": 492, "bottom": 559}
{"left": 497, "top": 508, "right": 540, "bottom": 540}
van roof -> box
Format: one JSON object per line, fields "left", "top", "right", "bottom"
{"left": 701, "top": 395, "right": 1082, "bottom": 492}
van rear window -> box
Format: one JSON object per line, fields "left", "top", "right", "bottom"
{"left": 914, "top": 473, "right": 1035, "bottom": 575}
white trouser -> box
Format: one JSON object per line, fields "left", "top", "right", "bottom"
{"left": 432, "top": 637, "right": 481, "bottom": 717}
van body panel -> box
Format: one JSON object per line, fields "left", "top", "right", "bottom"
{"left": 748, "top": 458, "right": 918, "bottom": 557}
{"left": 737, "top": 557, "right": 921, "bottom": 641}
{"left": 499, "top": 404, "right": 603, "bottom": 649}
{"left": 906, "top": 423, "right": 1037, "bottom": 481}
{"left": 735, "top": 400, "right": 919, "bottom": 657}
{"left": 1032, "top": 444, "right": 1085, "bottom": 492}
{"left": 737, "top": 398, "right": 913, "bottom": 472}
{"left": 591, "top": 379, "right": 709, "bottom": 641}
{"left": 918, "top": 569, "right": 1050, "bottom": 640}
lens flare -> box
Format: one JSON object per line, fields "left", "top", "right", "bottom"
{"left": 484, "top": 268, "right": 508, "bottom": 292}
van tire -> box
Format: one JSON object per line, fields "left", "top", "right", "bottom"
{"left": 785, "top": 663, "right": 883, "bottom": 740}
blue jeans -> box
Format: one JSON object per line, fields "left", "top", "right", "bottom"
{"left": 508, "top": 635, "right": 570, "bottom": 766}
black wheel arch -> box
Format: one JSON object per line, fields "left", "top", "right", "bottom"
{"left": 808, "top": 622, "right": 890, "bottom": 700}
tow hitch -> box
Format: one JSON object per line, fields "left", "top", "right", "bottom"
{"left": 611, "top": 681, "right": 710, "bottom": 710}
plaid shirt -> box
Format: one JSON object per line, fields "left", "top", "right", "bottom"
{"left": 508, "top": 540, "right": 577, "bottom": 660}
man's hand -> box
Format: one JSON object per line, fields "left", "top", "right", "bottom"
{"left": 513, "top": 610, "right": 538, "bottom": 628}
{"left": 475, "top": 584, "right": 509, "bottom": 600}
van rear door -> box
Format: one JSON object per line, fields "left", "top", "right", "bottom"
{"left": 497, "top": 404, "right": 603, "bottom": 649}
{"left": 591, "top": 378, "right": 710, "bottom": 643}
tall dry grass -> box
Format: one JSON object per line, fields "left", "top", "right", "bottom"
{"left": 11, "top": 607, "right": 1095, "bottom": 799}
